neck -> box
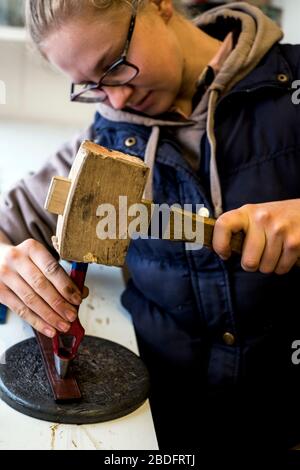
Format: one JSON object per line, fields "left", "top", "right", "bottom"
{"left": 172, "top": 15, "right": 221, "bottom": 116}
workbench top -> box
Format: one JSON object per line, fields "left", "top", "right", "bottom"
{"left": 0, "top": 263, "right": 158, "bottom": 450}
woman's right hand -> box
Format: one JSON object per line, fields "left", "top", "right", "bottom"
{"left": 0, "top": 239, "right": 85, "bottom": 338}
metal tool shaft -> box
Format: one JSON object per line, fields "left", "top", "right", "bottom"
{"left": 53, "top": 262, "right": 88, "bottom": 378}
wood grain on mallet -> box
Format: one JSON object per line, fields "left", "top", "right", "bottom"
{"left": 44, "top": 177, "right": 71, "bottom": 216}
{"left": 52, "top": 141, "right": 150, "bottom": 266}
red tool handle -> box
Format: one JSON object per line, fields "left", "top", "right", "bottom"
{"left": 52, "top": 262, "right": 88, "bottom": 360}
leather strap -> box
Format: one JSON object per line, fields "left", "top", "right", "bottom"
{"left": 35, "top": 330, "right": 81, "bottom": 402}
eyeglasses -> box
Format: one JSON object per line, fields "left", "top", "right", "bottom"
{"left": 70, "top": 1, "right": 139, "bottom": 103}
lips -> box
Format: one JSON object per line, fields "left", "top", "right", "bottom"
{"left": 129, "top": 91, "right": 152, "bottom": 111}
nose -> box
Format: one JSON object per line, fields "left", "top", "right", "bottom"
{"left": 103, "top": 85, "right": 134, "bottom": 110}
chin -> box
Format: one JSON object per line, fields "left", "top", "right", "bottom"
{"left": 145, "top": 96, "right": 176, "bottom": 117}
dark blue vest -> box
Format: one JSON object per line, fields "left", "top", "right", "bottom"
{"left": 93, "top": 44, "right": 300, "bottom": 393}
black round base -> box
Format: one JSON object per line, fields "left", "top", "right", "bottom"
{"left": 0, "top": 335, "right": 149, "bottom": 424}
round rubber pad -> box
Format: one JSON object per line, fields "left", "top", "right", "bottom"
{"left": 0, "top": 336, "right": 149, "bottom": 424}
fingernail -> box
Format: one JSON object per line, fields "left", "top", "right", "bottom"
{"left": 220, "top": 253, "right": 230, "bottom": 260}
{"left": 59, "top": 322, "right": 70, "bottom": 332}
{"left": 72, "top": 294, "right": 82, "bottom": 305}
{"left": 66, "top": 310, "right": 77, "bottom": 322}
{"left": 44, "top": 328, "right": 55, "bottom": 338}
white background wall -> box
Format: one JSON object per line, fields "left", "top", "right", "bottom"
{"left": 0, "top": 28, "right": 95, "bottom": 126}
{"left": 0, "top": 28, "right": 95, "bottom": 192}
{"left": 272, "top": 0, "right": 300, "bottom": 43}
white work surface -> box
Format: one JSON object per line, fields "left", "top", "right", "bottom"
{"left": 0, "top": 263, "right": 159, "bottom": 450}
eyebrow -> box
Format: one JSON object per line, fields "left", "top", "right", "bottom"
{"left": 78, "top": 63, "right": 104, "bottom": 85}
{"left": 75, "top": 32, "right": 125, "bottom": 85}
{"left": 88, "top": 45, "right": 118, "bottom": 82}
{"left": 92, "top": 56, "right": 107, "bottom": 76}
{"left": 74, "top": 49, "right": 111, "bottom": 85}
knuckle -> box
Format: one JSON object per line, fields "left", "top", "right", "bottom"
{"left": 17, "top": 306, "right": 29, "bottom": 320}
{"left": 0, "top": 285, "right": 9, "bottom": 302}
{"left": 23, "top": 291, "right": 37, "bottom": 306}
{"left": 32, "top": 274, "right": 48, "bottom": 291}
{"left": 27, "top": 306, "right": 57, "bottom": 328}
{"left": 44, "top": 260, "right": 60, "bottom": 276}
{"left": 7, "top": 246, "right": 21, "bottom": 263}
{"left": 39, "top": 311, "right": 53, "bottom": 324}
{"left": 215, "top": 215, "right": 228, "bottom": 230}
{"left": 20, "top": 238, "right": 37, "bottom": 251}
{"left": 30, "top": 317, "right": 42, "bottom": 331}
{"left": 0, "top": 264, "right": 10, "bottom": 278}
{"left": 236, "top": 204, "right": 253, "bottom": 220}
{"left": 285, "top": 238, "right": 299, "bottom": 253}
{"left": 254, "top": 209, "right": 270, "bottom": 225}
{"left": 51, "top": 296, "right": 65, "bottom": 310}
{"left": 0, "top": 247, "right": 21, "bottom": 269}
{"left": 271, "top": 223, "right": 286, "bottom": 238}
{"left": 44, "top": 312, "right": 64, "bottom": 329}
{"left": 241, "top": 203, "right": 254, "bottom": 213}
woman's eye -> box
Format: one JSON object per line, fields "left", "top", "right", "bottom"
{"left": 101, "top": 59, "right": 114, "bottom": 73}
{"left": 77, "top": 81, "right": 95, "bottom": 87}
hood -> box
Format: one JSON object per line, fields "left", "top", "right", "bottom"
{"left": 197, "top": 1, "right": 283, "bottom": 95}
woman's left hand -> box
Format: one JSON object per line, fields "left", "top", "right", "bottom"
{"left": 212, "top": 199, "right": 300, "bottom": 274}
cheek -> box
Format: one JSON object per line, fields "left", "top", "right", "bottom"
{"left": 134, "top": 32, "right": 183, "bottom": 91}
{"left": 137, "top": 53, "right": 183, "bottom": 91}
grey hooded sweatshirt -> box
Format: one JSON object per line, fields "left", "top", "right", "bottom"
{"left": 0, "top": 2, "right": 283, "bottom": 250}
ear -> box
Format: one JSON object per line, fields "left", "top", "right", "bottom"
{"left": 149, "top": 0, "right": 174, "bottom": 23}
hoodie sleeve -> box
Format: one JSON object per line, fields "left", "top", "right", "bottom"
{"left": 0, "top": 124, "right": 95, "bottom": 254}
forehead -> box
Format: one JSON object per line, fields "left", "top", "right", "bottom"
{"left": 42, "top": 10, "right": 130, "bottom": 82}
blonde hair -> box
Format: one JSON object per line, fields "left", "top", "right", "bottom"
{"left": 25, "top": 0, "right": 186, "bottom": 50}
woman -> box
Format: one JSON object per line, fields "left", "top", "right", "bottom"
{"left": 0, "top": 0, "right": 300, "bottom": 452}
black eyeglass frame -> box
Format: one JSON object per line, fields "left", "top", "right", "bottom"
{"left": 70, "top": 1, "right": 139, "bottom": 103}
